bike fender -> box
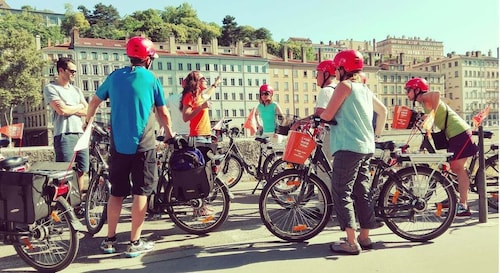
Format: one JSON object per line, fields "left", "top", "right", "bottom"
{"left": 56, "top": 197, "right": 87, "bottom": 232}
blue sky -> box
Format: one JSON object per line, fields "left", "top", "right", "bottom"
{"left": 11, "top": 0, "right": 499, "bottom": 55}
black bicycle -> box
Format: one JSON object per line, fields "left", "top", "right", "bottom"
{"left": 148, "top": 136, "right": 231, "bottom": 234}
{"left": 260, "top": 117, "right": 457, "bottom": 242}
{"left": 403, "top": 114, "right": 498, "bottom": 210}
{"left": 84, "top": 123, "right": 112, "bottom": 235}
{"left": 215, "top": 119, "right": 285, "bottom": 193}
{"left": 0, "top": 138, "right": 84, "bottom": 272}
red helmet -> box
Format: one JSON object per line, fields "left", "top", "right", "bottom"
{"left": 316, "top": 59, "right": 336, "bottom": 74}
{"left": 259, "top": 84, "right": 274, "bottom": 95}
{"left": 405, "top": 78, "right": 429, "bottom": 92}
{"left": 333, "top": 50, "right": 364, "bottom": 72}
{"left": 126, "top": 36, "right": 159, "bottom": 60}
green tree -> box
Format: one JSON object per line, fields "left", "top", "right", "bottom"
{"left": 0, "top": 28, "right": 46, "bottom": 127}
{"left": 78, "top": 4, "right": 122, "bottom": 39}
{"left": 220, "top": 15, "right": 238, "bottom": 46}
{"left": 0, "top": 10, "right": 65, "bottom": 48}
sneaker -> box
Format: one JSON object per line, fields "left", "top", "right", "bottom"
{"left": 456, "top": 203, "right": 471, "bottom": 217}
{"left": 125, "top": 239, "right": 154, "bottom": 258}
{"left": 357, "top": 236, "right": 374, "bottom": 250}
{"left": 100, "top": 237, "right": 117, "bottom": 254}
{"left": 329, "top": 240, "right": 361, "bottom": 255}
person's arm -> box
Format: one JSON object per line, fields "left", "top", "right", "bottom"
{"left": 373, "top": 95, "right": 388, "bottom": 137}
{"left": 156, "top": 105, "right": 174, "bottom": 139}
{"left": 201, "top": 76, "right": 221, "bottom": 102}
{"left": 320, "top": 81, "right": 350, "bottom": 122}
{"left": 182, "top": 98, "right": 209, "bottom": 122}
{"left": 50, "top": 100, "right": 86, "bottom": 117}
{"left": 84, "top": 95, "right": 103, "bottom": 128}
{"left": 422, "top": 91, "right": 441, "bottom": 111}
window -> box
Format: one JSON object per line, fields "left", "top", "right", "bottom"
{"left": 230, "top": 65, "right": 235, "bottom": 72}
{"left": 81, "top": 64, "right": 88, "bottom": 75}
{"left": 195, "top": 63, "right": 200, "bottom": 70}
{"left": 103, "top": 65, "right": 110, "bottom": 75}
{"left": 262, "top": 66, "right": 267, "bottom": 73}
{"left": 93, "top": 80, "right": 99, "bottom": 91}
{"left": 113, "top": 53, "right": 119, "bottom": 61}
{"left": 178, "top": 63, "right": 183, "bottom": 70}
{"left": 231, "top": 93, "right": 236, "bottom": 100}
{"left": 167, "top": 77, "right": 173, "bottom": 85}
{"left": 187, "top": 63, "right": 192, "bottom": 70}
{"left": 103, "top": 53, "right": 109, "bottom": 60}
{"left": 91, "top": 52, "right": 97, "bottom": 60}
{"left": 167, "top": 62, "right": 172, "bottom": 70}
{"left": 255, "top": 66, "right": 259, "bottom": 73}
{"left": 284, "top": 94, "right": 289, "bottom": 103}
{"left": 93, "top": 65, "right": 98, "bottom": 75}
{"left": 214, "top": 64, "right": 218, "bottom": 71}
{"left": 82, "top": 80, "right": 89, "bottom": 91}
{"left": 232, "top": 109, "right": 237, "bottom": 117}
{"left": 157, "top": 62, "right": 163, "bottom": 70}
{"left": 222, "top": 64, "right": 227, "bottom": 72}
{"left": 205, "top": 64, "right": 210, "bottom": 71}
{"left": 230, "top": 78, "right": 235, "bottom": 86}
{"left": 223, "top": 93, "right": 228, "bottom": 100}
{"left": 238, "top": 79, "right": 243, "bottom": 86}
{"left": 215, "top": 93, "right": 220, "bottom": 100}
{"left": 248, "top": 79, "right": 252, "bottom": 86}
{"left": 247, "top": 65, "right": 252, "bottom": 73}
{"left": 284, "top": 82, "right": 289, "bottom": 91}
{"left": 80, "top": 51, "right": 87, "bottom": 59}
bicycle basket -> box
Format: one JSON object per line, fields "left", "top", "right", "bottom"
{"left": 391, "top": 105, "right": 417, "bottom": 129}
{"left": 282, "top": 131, "right": 316, "bottom": 164}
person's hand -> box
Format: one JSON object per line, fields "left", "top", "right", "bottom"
{"left": 201, "top": 100, "right": 211, "bottom": 109}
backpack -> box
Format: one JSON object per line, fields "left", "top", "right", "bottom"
{"left": 169, "top": 147, "right": 205, "bottom": 170}
{"left": 168, "top": 146, "right": 213, "bottom": 201}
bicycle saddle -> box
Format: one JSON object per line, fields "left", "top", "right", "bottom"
{"left": 254, "top": 136, "right": 270, "bottom": 144}
{"left": 375, "top": 141, "right": 395, "bottom": 151}
{"left": 0, "top": 156, "right": 27, "bottom": 169}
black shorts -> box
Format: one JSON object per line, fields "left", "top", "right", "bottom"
{"left": 108, "top": 147, "right": 158, "bottom": 197}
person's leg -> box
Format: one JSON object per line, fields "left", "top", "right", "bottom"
{"left": 75, "top": 148, "right": 90, "bottom": 194}
{"left": 130, "top": 149, "right": 157, "bottom": 241}
{"left": 331, "top": 151, "right": 364, "bottom": 244}
{"left": 106, "top": 195, "right": 124, "bottom": 238}
{"left": 450, "top": 157, "right": 469, "bottom": 206}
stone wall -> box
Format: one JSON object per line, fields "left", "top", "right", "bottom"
{"left": 0, "top": 139, "right": 262, "bottom": 166}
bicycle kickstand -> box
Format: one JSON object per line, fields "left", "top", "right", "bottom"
{"left": 251, "top": 179, "right": 265, "bottom": 194}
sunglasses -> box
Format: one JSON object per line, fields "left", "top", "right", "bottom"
{"left": 261, "top": 92, "right": 270, "bottom": 96}
{"left": 66, "top": 69, "right": 77, "bottom": 74}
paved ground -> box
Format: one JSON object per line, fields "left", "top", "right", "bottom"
{"left": 0, "top": 180, "right": 498, "bottom": 273}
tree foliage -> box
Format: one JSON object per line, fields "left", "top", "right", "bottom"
{"left": 0, "top": 28, "right": 46, "bottom": 123}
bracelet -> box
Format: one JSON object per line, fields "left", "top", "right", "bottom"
{"left": 211, "top": 84, "right": 217, "bottom": 88}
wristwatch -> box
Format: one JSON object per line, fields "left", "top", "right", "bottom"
{"left": 211, "top": 84, "right": 217, "bottom": 88}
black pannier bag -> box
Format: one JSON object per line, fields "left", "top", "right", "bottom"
{"left": 0, "top": 169, "right": 79, "bottom": 223}
{"left": 169, "top": 146, "right": 213, "bottom": 201}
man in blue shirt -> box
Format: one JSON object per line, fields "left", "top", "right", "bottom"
{"left": 86, "top": 36, "right": 174, "bottom": 258}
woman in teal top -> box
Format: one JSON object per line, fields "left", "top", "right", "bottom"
{"left": 255, "top": 84, "right": 283, "bottom": 143}
{"left": 320, "top": 50, "right": 388, "bottom": 255}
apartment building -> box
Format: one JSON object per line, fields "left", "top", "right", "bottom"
{"left": 376, "top": 36, "right": 444, "bottom": 66}
{"left": 412, "top": 50, "right": 499, "bottom": 126}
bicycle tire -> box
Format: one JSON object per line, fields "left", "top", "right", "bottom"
{"left": 166, "top": 178, "right": 230, "bottom": 234}
{"left": 84, "top": 172, "right": 109, "bottom": 235}
{"left": 378, "top": 166, "right": 457, "bottom": 242}
{"left": 482, "top": 155, "right": 499, "bottom": 210}
{"left": 267, "top": 158, "right": 298, "bottom": 180}
{"left": 259, "top": 169, "right": 332, "bottom": 242}
{"left": 14, "top": 197, "right": 79, "bottom": 272}
{"left": 219, "top": 154, "right": 244, "bottom": 188}
{"left": 262, "top": 150, "right": 284, "bottom": 181}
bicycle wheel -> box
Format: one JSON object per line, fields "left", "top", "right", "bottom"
{"left": 259, "top": 169, "right": 332, "bottom": 242}
{"left": 85, "top": 172, "right": 109, "bottom": 235}
{"left": 14, "top": 197, "right": 79, "bottom": 272}
{"left": 482, "top": 155, "right": 499, "bottom": 210}
{"left": 218, "top": 154, "right": 244, "bottom": 188}
{"left": 378, "top": 166, "right": 457, "bottom": 242}
{"left": 267, "top": 158, "right": 298, "bottom": 180}
{"left": 166, "top": 178, "right": 230, "bottom": 234}
{"left": 262, "top": 150, "right": 284, "bottom": 181}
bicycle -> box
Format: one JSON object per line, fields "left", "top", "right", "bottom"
{"left": 148, "top": 136, "right": 231, "bottom": 234}
{"left": 401, "top": 112, "right": 499, "bottom": 210}
{"left": 215, "top": 119, "right": 288, "bottom": 193}
{"left": 0, "top": 138, "right": 84, "bottom": 272}
{"left": 259, "top": 117, "right": 457, "bottom": 242}
{"left": 84, "top": 122, "right": 112, "bottom": 235}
